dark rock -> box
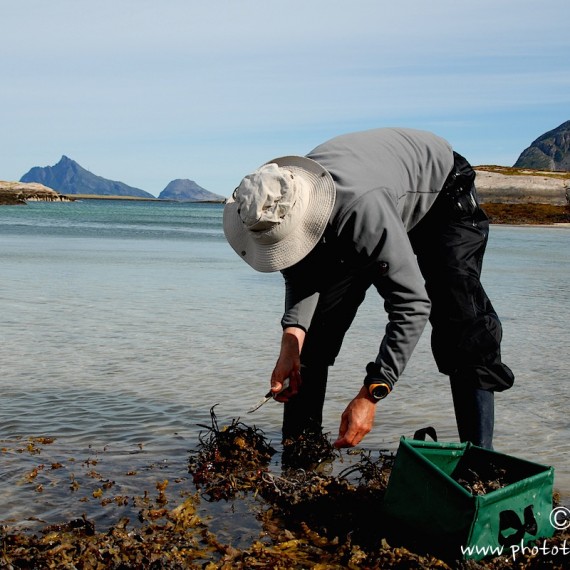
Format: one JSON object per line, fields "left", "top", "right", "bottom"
{"left": 514, "top": 120, "right": 570, "bottom": 171}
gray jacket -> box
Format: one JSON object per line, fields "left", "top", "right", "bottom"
{"left": 281, "top": 128, "right": 454, "bottom": 388}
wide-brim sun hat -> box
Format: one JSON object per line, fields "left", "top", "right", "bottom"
{"left": 223, "top": 156, "right": 335, "bottom": 272}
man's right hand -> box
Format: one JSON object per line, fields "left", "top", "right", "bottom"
{"left": 270, "top": 327, "right": 305, "bottom": 402}
{"left": 334, "top": 385, "right": 377, "bottom": 447}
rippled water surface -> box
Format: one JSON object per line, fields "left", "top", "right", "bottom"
{"left": 0, "top": 200, "right": 568, "bottom": 534}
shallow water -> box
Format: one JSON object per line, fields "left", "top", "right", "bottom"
{"left": 0, "top": 201, "right": 568, "bottom": 535}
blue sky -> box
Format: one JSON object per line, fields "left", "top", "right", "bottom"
{"left": 2, "top": 1, "right": 569, "bottom": 197}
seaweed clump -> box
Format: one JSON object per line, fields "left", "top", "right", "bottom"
{"left": 188, "top": 405, "right": 276, "bottom": 500}
{"left": 0, "top": 496, "right": 221, "bottom": 569}
{"left": 1, "top": 417, "right": 569, "bottom": 569}
{"left": 452, "top": 461, "right": 509, "bottom": 495}
{"left": 483, "top": 202, "right": 570, "bottom": 224}
{"left": 259, "top": 448, "right": 396, "bottom": 552}
{"left": 281, "top": 425, "right": 339, "bottom": 471}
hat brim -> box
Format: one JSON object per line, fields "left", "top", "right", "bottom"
{"left": 223, "top": 156, "right": 336, "bottom": 272}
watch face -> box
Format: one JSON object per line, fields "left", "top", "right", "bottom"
{"left": 370, "top": 383, "right": 389, "bottom": 400}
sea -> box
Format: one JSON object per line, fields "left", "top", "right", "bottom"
{"left": 0, "top": 199, "right": 568, "bottom": 541}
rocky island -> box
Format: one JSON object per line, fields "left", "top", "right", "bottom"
{"left": 18, "top": 156, "right": 224, "bottom": 202}
{"left": 0, "top": 181, "right": 74, "bottom": 205}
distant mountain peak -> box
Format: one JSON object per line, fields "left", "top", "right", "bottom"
{"left": 158, "top": 178, "right": 224, "bottom": 202}
{"left": 19, "top": 156, "right": 222, "bottom": 200}
{"left": 58, "top": 155, "right": 78, "bottom": 166}
{"left": 20, "top": 157, "right": 154, "bottom": 198}
{"left": 513, "top": 120, "right": 570, "bottom": 171}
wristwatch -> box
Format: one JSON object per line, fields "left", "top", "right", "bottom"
{"left": 368, "top": 382, "right": 391, "bottom": 401}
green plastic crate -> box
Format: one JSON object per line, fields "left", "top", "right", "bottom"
{"left": 381, "top": 437, "right": 555, "bottom": 561}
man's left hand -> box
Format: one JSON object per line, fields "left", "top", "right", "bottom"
{"left": 334, "top": 386, "right": 377, "bottom": 448}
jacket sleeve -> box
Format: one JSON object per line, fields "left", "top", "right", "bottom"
{"left": 280, "top": 249, "right": 322, "bottom": 331}
{"left": 336, "top": 190, "right": 432, "bottom": 389}
{"left": 280, "top": 275, "right": 320, "bottom": 332}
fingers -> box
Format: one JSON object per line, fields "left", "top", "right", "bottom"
{"left": 288, "top": 368, "right": 302, "bottom": 393}
{"left": 334, "top": 427, "right": 365, "bottom": 448}
{"left": 271, "top": 330, "right": 303, "bottom": 401}
{"left": 334, "top": 413, "right": 350, "bottom": 448}
{"left": 334, "top": 391, "right": 376, "bottom": 447}
{"left": 274, "top": 372, "right": 300, "bottom": 402}
{"left": 270, "top": 367, "right": 287, "bottom": 393}
{"left": 271, "top": 378, "right": 284, "bottom": 393}
{"left": 271, "top": 368, "right": 301, "bottom": 403}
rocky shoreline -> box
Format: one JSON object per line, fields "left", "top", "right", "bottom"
{"left": 2, "top": 169, "right": 569, "bottom": 225}
{"left": 0, "top": 181, "right": 74, "bottom": 205}
{"left": 475, "top": 166, "right": 569, "bottom": 206}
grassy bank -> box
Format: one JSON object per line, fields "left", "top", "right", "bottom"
{"left": 476, "top": 165, "right": 570, "bottom": 180}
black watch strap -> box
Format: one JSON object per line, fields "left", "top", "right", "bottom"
{"left": 364, "top": 362, "right": 392, "bottom": 401}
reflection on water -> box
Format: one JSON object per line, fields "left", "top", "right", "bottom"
{"left": 0, "top": 214, "right": 568, "bottom": 531}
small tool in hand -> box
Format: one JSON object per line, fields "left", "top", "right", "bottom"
{"left": 247, "top": 378, "right": 290, "bottom": 413}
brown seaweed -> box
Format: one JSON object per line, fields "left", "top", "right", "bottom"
{"left": 281, "top": 425, "right": 340, "bottom": 471}
{"left": 452, "top": 463, "right": 509, "bottom": 495}
{"left": 0, "top": 416, "right": 568, "bottom": 569}
{"left": 188, "top": 404, "right": 276, "bottom": 501}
